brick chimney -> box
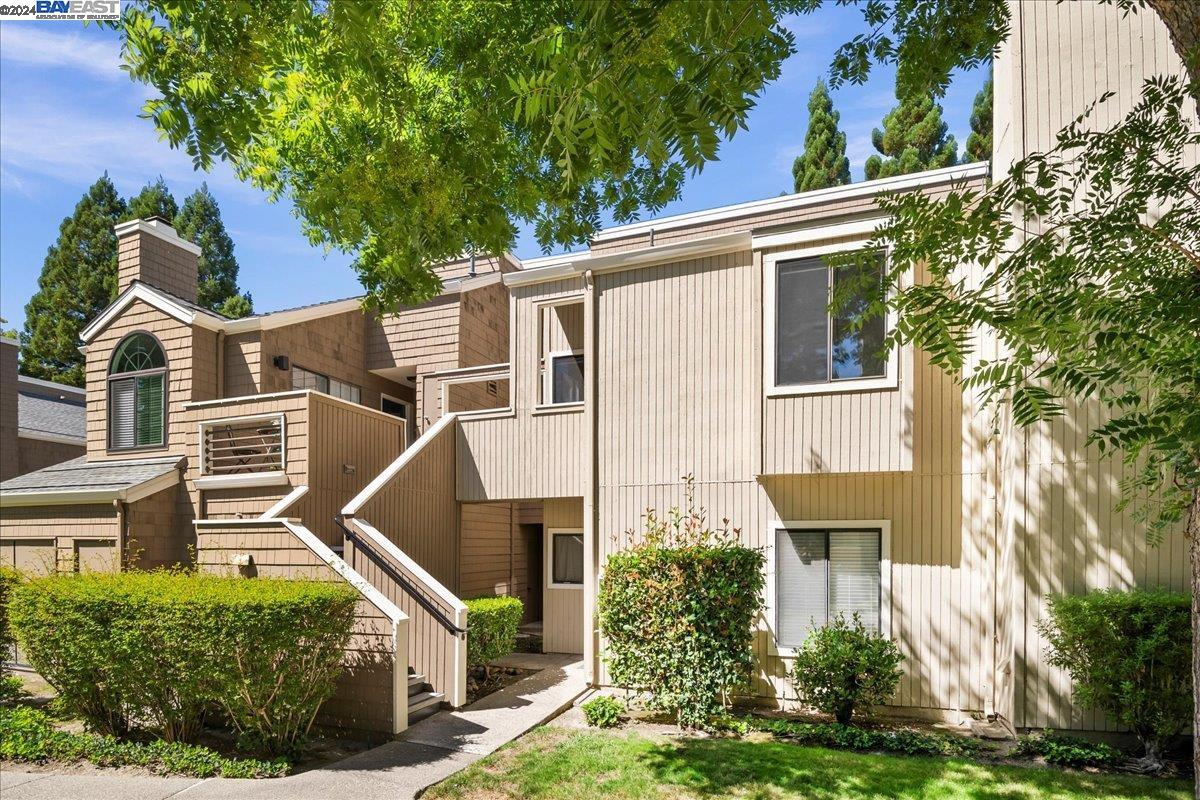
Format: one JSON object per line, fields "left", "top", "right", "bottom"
{"left": 114, "top": 216, "right": 201, "bottom": 303}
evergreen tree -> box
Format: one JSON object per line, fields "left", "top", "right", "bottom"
{"left": 173, "top": 183, "right": 252, "bottom": 317}
{"left": 791, "top": 80, "right": 851, "bottom": 192}
{"left": 965, "top": 75, "right": 993, "bottom": 163}
{"left": 21, "top": 176, "right": 127, "bottom": 386}
{"left": 863, "top": 91, "right": 958, "bottom": 181}
{"left": 124, "top": 176, "right": 178, "bottom": 221}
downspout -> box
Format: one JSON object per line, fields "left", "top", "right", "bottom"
{"left": 582, "top": 268, "right": 599, "bottom": 686}
{"left": 114, "top": 499, "right": 127, "bottom": 570}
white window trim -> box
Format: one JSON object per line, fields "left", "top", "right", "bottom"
{"left": 546, "top": 527, "right": 585, "bottom": 590}
{"left": 380, "top": 392, "right": 415, "bottom": 445}
{"left": 763, "top": 240, "right": 899, "bottom": 398}
{"left": 764, "top": 518, "right": 892, "bottom": 658}
{"left": 197, "top": 412, "right": 287, "bottom": 477}
{"left": 542, "top": 348, "right": 585, "bottom": 406}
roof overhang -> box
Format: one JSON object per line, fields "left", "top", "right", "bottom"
{"left": 80, "top": 282, "right": 224, "bottom": 343}
{"left": 18, "top": 430, "right": 86, "bottom": 446}
{"left": 222, "top": 297, "right": 365, "bottom": 334}
{"left": 0, "top": 465, "right": 180, "bottom": 508}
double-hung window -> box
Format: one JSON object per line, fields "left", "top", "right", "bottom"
{"left": 775, "top": 526, "right": 883, "bottom": 648}
{"left": 773, "top": 253, "right": 888, "bottom": 390}
{"left": 293, "top": 365, "right": 361, "bottom": 404}
{"left": 108, "top": 333, "right": 167, "bottom": 450}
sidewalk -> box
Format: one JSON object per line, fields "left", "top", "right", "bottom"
{"left": 0, "top": 654, "right": 585, "bottom": 800}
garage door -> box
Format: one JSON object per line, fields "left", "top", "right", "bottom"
{"left": 74, "top": 540, "right": 118, "bottom": 573}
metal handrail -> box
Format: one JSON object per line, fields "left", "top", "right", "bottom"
{"left": 333, "top": 515, "right": 467, "bottom": 636}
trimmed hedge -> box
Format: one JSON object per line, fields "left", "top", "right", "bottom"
{"left": 1038, "top": 588, "right": 1189, "bottom": 771}
{"left": 0, "top": 566, "right": 21, "bottom": 663}
{"left": 10, "top": 571, "right": 357, "bottom": 755}
{"left": 790, "top": 614, "right": 904, "bottom": 724}
{"left": 598, "top": 496, "right": 765, "bottom": 729}
{"left": 465, "top": 596, "right": 523, "bottom": 669}
{"left": 0, "top": 705, "right": 288, "bottom": 778}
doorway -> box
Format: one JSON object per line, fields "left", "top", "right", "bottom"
{"left": 520, "top": 523, "right": 543, "bottom": 624}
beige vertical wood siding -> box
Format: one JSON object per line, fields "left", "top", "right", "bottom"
{"left": 459, "top": 502, "right": 517, "bottom": 599}
{"left": 196, "top": 522, "right": 399, "bottom": 734}
{"left": 455, "top": 278, "right": 587, "bottom": 503}
{"left": 543, "top": 499, "right": 584, "bottom": 654}
{"left": 355, "top": 416, "right": 459, "bottom": 590}
{"left": 993, "top": 0, "right": 1193, "bottom": 730}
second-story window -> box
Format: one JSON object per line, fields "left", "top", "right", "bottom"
{"left": 539, "top": 300, "right": 585, "bottom": 406}
{"left": 774, "top": 254, "right": 887, "bottom": 389}
{"left": 293, "top": 365, "right": 361, "bottom": 404}
{"left": 108, "top": 332, "right": 167, "bottom": 450}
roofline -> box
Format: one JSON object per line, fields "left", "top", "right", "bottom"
{"left": 113, "top": 218, "right": 202, "bottom": 256}
{"left": 590, "top": 161, "right": 989, "bottom": 243}
{"left": 504, "top": 231, "right": 751, "bottom": 288}
{"left": 17, "top": 374, "right": 85, "bottom": 397}
{"left": 0, "top": 336, "right": 17, "bottom": 347}
{"left": 0, "top": 464, "right": 180, "bottom": 508}
{"left": 18, "top": 430, "right": 86, "bottom": 446}
{"left": 80, "top": 282, "right": 223, "bottom": 343}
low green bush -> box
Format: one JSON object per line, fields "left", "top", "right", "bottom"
{"left": 598, "top": 482, "right": 765, "bottom": 730}
{"left": 581, "top": 696, "right": 624, "bottom": 728}
{"left": 1038, "top": 588, "right": 1189, "bottom": 772}
{"left": 743, "top": 715, "right": 983, "bottom": 758}
{"left": 0, "top": 566, "right": 22, "bottom": 690}
{"left": 1012, "top": 731, "right": 1123, "bottom": 769}
{"left": 790, "top": 614, "right": 904, "bottom": 724}
{"left": 0, "top": 705, "right": 288, "bottom": 777}
{"left": 10, "top": 571, "right": 357, "bottom": 755}
{"left": 464, "top": 596, "right": 523, "bottom": 669}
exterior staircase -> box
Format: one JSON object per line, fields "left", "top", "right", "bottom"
{"left": 408, "top": 669, "right": 445, "bottom": 722}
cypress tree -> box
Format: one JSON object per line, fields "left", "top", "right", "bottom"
{"left": 124, "top": 176, "right": 179, "bottom": 222}
{"left": 965, "top": 75, "right": 993, "bottom": 164}
{"left": 21, "top": 176, "right": 127, "bottom": 386}
{"left": 864, "top": 90, "right": 958, "bottom": 181}
{"left": 173, "top": 183, "right": 252, "bottom": 317}
{"left": 791, "top": 80, "right": 851, "bottom": 192}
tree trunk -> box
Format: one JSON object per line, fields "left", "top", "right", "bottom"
{"left": 1146, "top": 1, "right": 1200, "bottom": 111}
{"left": 1189, "top": 488, "right": 1200, "bottom": 799}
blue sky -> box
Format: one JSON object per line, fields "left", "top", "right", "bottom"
{"left": 0, "top": 9, "right": 987, "bottom": 331}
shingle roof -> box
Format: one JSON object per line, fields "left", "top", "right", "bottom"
{"left": 0, "top": 455, "right": 182, "bottom": 496}
{"left": 18, "top": 392, "right": 85, "bottom": 442}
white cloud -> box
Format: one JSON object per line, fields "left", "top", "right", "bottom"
{"left": 845, "top": 132, "right": 875, "bottom": 175}
{"left": 0, "top": 24, "right": 123, "bottom": 81}
{"left": 773, "top": 142, "right": 805, "bottom": 175}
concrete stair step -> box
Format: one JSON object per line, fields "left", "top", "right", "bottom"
{"left": 408, "top": 673, "right": 430, "bottom": 697}
{"left": 408, "top": 690, "right": 444, "bottom": 722}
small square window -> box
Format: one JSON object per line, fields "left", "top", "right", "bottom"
{"left": 551, "top": 532, "right": 584, "bottom": 585}
{"left": 550, "top": 353, "right": 584, "bottom": 404}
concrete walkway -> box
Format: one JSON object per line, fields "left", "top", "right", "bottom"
{"left": 0, "top": 654, "right": 585, "bottom": 800}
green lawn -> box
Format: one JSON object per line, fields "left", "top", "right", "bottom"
{"left": 426, "top": 727, "right": 1191, "bottom": 800}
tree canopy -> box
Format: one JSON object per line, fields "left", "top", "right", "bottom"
{"left": 863, "top": 90, "right": 957, "bottom": 180}
{"left": 173, "top": 183, "right": 252, "bottom": 317}
{"left": 791, "top": 79, "right": 851, "bottom": 192}
{"left": 117, "top": 0, "right": 801, "bottom": 309}
{"left": 124, "top": 176, "right": 178, "bottom": 222}
{"left": 964, "top": 75, "right": 992, "bottom": 163}
{"left": 21, "top": 176, "right": 126, "bottom": 386}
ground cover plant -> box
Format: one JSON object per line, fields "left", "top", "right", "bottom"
{"left": 0, "top": 705, "right": 288, "bottom": 778}
{"left": 1013, "top": 731, "right": 1124, "bottom": 770}
{"left": 741, "top": 715, "right": 983, "bottom": 759}
{"left": 1038, "top": 589, "right": 1190, "bottom": 772}
{"left": 9, "top": 570, "right": 357, "bottom": 756}
{"left": 581, "top": 696, "right": 624, "bottom": 729}
{"left": 598, "top": 477, "right": 764, "bottom": 729}
{"left": 424, "top": 727, "right": 1190, "bottom": 800}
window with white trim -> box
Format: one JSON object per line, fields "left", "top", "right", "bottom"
{"left": 774, "top": 254, "right": 886, "bottom": 387}
{"left": 775, "top": 527, "right": 881, "bottom": 648}
{"left": 538, "top": 301, "right": 585, "bottom": 406}
{"left": 551, "top": 532, "right": 584, "bottom": 585}
{"left": 108, "top": 333, "right": 167, "bottom": 450}
{"left": 293, "top": 365, "right": 361, "bottom": 404}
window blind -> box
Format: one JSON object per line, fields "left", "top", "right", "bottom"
{"left": 776, "top": 528, "right": 882, "bottom": 648}
{"left": 109, "top": 378, "right": 136, "bottom": 449}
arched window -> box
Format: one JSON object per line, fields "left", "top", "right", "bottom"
{"left": 108, "top": 333, "right": 167, "bottom": 450}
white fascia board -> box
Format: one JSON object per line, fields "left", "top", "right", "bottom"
{"left": 122, "top": 469, "right": 183, "bottom": 504}
{"left": 222, "top": 297, "right": 366, "bottom": 334}
{"left": 18, "top": 430, "right": 86, "bottom": 446}
{"left": 593, "top": 162, "right": 988, "bottom": 243}
{"left": 113, "top": 218, "right": 202, "bottom": 256}
{"left": 751, "top": 216, "right": 888, "bottom": 251}
{"left": 504, "top": 231, "right": 750, "bottom": 288}
{"left": 0, "top": 337, "right": 18, "bottom": 347}
{"left": 80, "top": 283, "right": 216, "bottom": 342}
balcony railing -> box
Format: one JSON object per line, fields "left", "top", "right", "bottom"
{"left": 199, "top": 412, "right": 286, "bottom": 476}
